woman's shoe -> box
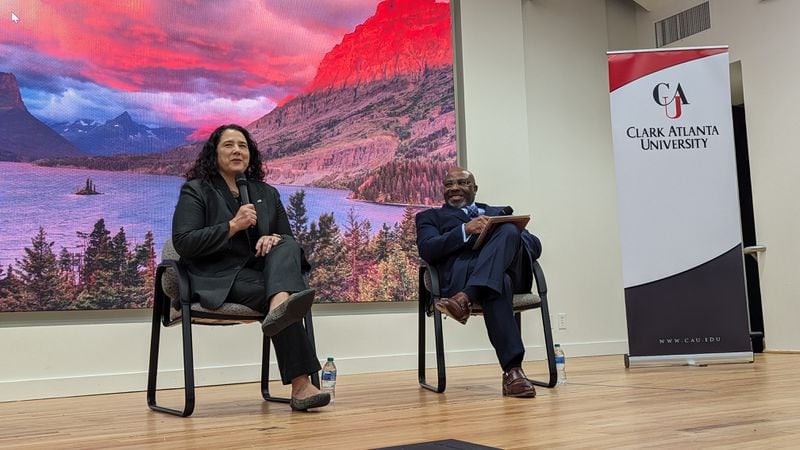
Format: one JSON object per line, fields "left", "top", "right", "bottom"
{"left": 290, "top": 392, "right": 331, "bottom": 411}
{"left": 261, "top": 289, "right": 315, "bottom": 336}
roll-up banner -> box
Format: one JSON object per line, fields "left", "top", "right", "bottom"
{"left": 607, "top": 47, "right": 753, "bottom": 367}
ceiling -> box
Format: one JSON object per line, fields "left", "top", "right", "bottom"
{"left": 631, "top": 0, "right": 658, "bottom": 11}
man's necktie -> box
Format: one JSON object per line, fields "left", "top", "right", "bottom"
{"left": 466, "top": 204, "right": 480, "bottom": 218}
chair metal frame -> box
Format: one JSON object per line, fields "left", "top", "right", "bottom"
{"left": 418, "top": 260, "right": 557, "bottom": 393}
{"left": 147, "top": 258, "right": 319, "bottom": 417}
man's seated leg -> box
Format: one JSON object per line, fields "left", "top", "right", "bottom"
{"left": 435, "top": 223, "right": 522, "bottom": 325}
{"left": 469, "top": 222, "right": 522, "bottom": 294}
{"left": 434, "top": 223, "right": 520, "bottom": 324}
{"left": 509, "top": 231, "right": 542, "bottom": 295}
{"left": 481, "top": 274, "right": 536, "bottom": 398}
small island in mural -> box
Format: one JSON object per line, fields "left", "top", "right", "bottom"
{"left": 75, "top": 178, "right": 101, "bottom": 195}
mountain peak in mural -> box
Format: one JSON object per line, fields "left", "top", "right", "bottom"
{"left": 308, "top": 0, "right": 452, "bottom": 92}
{"left": 0, "top": 72, "right": 84, "bottom": 162}
{"left": 0, "top": 72, "right": 26, "bottom": 111}
{"left": 50, "top": 111, "right": 192, "bottom": 156}
{"left": 247, "top": 0, "right": 456, "bottom": 205}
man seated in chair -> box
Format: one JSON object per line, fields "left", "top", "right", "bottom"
{"left": 415, "top": 167, "right": 542, "bottom": 398}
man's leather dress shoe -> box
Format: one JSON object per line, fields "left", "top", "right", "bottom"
{"left": 434, "top": 291, "right": 471, "bottom": 324}
{"left": 502, "top": 367, "right": 537, "bottom": 398}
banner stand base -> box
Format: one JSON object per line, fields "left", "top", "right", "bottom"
{"left": 624, "top": 352, "right": 753, "bottom": 368}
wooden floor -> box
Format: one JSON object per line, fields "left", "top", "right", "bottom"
{"left": 2, "top": 353, "right": 799, "bottom": 449}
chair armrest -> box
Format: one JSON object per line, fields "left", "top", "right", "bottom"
{"left": 531, "top": 260, "right": 547, "bottom": 298}
{"left": 155, "top": 258, "right": 191, "bottom": 326}
{"left": 422, "top": 260, "right": 442, "bottom": 298}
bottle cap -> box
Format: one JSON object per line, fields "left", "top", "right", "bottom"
{"left": 327, "top": 357, "right": 334, "bottom": 361}
{"left": 554, "top": 344, "right": 561, "bottom": 347}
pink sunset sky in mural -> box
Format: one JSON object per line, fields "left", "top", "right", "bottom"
{"left": 0, "top": 0, "right": 410, "bottom": 133}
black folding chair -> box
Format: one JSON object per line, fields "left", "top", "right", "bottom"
{"left": 146, "top": 239, "right": 319, "bottom": 417}
{"left": 418, "top": 259, "right": 557, "bottom": 392}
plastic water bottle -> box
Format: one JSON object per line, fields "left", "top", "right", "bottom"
{"left": 554, "top": 344, "right": 566, "bottom": 385}
{"left": 321, "top": 357, "right": 337, "bottom": 403}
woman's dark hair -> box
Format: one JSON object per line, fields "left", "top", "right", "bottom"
{"left": 185, "top": 124, "right": 266, "bottom": 182}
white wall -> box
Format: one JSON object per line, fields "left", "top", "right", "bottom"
{"left": 606, "top": 0, "right": 640, "bottom": 51}
{"left": 630, "top": 0, "right": 800, "bottom": 351}
{"left": 0, "top": 0, "right": 638, "bottom": 402}
{"left": 519, "top": 0, "right": 628, "bottom": 353}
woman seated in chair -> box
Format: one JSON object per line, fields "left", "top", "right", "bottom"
{"left": 171, "top": 124, "right": 329, "bottom": 411}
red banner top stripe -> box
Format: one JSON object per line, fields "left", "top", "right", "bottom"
{"left": 608, "top": 48, "right": 728, "bottom": 92}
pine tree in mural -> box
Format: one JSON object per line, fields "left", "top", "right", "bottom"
{"left": 56, "top": 247, "right": 79, "bottom": 304}
{"left": 109, "top": 228, "right": 129, "bottom": 278}
{"left": 369, "top": 223, "right": 395, "bottom": 263}
{"left": 4, "top": 265, "right": 18, "bottom": 291}
{"left": 342, "top": 209, "right": 373, "bottom": 302}
{"left": 287, "top": 189, "right": 311, "bottom": 250}
{"left": 76, "top": 222, "right": 123, "bottom": 309}
{"left": 131, "top": 231, "right": 157, "bottom": 308}
{"left": 359, "top": 240, "right": 417, "bottom": 302}
{"left": 0, "top": 266, "right": 14, "bottom": 311}
{"left": 0, "top": 265, "right": 22, "bottom": 311}
{"left": 307, "top": 213, "right": 349, "bottom": 303}
{"left": 123, "top": 230, "right": 156, "bottom": 308}
{"left": 79, "top": 218, "right": 111, "bottom": 288}
{"left": 396, "top": 204, "right": 420, "bottom": 257}
{"left": 0, "top": 266, "right": 6, "bottom": 310}
{"left": 17, "top": 227, "right": 70, "bottom": 310}
{"left": 58, "top": 247, "right": 76, "bottom": 280}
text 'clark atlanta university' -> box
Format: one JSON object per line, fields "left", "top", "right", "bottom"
{"left": 626, "top": 125, "right": 720, "bottom": 151}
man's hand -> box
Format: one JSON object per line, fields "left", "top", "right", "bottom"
{"left": 228, "top": 204, "right": 257, "bottom": 235}
{"left": 465, "top": 215, "right": 489, "bottom": 235}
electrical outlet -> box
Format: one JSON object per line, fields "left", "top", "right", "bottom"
{"left": 557, "top": 313, "right": 567, "bottom": 330}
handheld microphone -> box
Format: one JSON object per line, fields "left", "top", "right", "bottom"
{"left": 498, "top": 206, "right": 514, "bottom": 216}
{"left": 235, "top": 172, "right": 250, "bottom": 204}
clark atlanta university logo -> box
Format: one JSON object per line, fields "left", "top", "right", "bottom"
{"left": 653, "top": 82, "right": 689, "bottom": 119}
{"left": 624, "top": 80, "right": 717, "bottom": 150}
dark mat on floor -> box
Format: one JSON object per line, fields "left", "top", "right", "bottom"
{"left": 373, "top": 439, "right": 499, "bottom": 450}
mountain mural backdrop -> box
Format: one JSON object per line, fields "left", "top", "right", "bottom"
{"left": 0, "top": 0, "right": 457, "bottom": 310}
{"left": 33, "top": 0, "right": 456, "bottom": 206}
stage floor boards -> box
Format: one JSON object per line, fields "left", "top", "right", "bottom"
{"left": 2, "top": 353, "right": 799, "bottom": 449}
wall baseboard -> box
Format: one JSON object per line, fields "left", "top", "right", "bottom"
{"left": 0, "top": 340, "right": 627, "bottom": 402}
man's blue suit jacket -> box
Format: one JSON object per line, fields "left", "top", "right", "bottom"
{"left": 415, "top": 202, "right": 542, "bottom": 298}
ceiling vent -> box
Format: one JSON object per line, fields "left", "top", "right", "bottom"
{"left": 654, "top": 2, "right": 710, "bottom": 47}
